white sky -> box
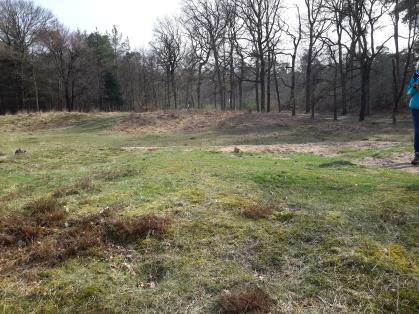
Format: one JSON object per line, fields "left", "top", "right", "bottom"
{"left": 33, "top": 0, "right": 404, "bottom": 51}
{"left": 33, "top": 0, "right": 182, "bottom": 49}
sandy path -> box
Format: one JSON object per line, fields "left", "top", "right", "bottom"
{"left": 124, "top": 141, "right": 418, "bottom": 174}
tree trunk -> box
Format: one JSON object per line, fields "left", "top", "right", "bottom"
{"left": 239, "top": 58, "right": 244, "bottom": 110}
{"left": 197, "top": 64, "right": 202, "bottom": 109}
{"left": 290, "top": 55, "right": 297, "bottom": 116}
{"left": 273, "top": 62, "right": 281, "bottom": 112}
{"left": 229, "top": 44, "right": 234, "bottom": 110}
{"left": 171, "top": 70, "right": 177, "bottom": 110}
{"left": 256, "top": 60, "right": 260, "bottom": 112}
{"left": 166, "top": 71, "right": 171, "bottom": 109}
{"left": 310, "top": 73, "right": 316, "bottom": 119}
{"left": 65, "top": 85, "right": 71, "bottom": 111}
{"left": 359, "top": 63, "right": 370, "bottom": 121}
{"left": 214, "top": 83, "right": 217, "bottom": 109}
{"left": 333, "top": 65, "right": 338, "bottom": 121}
{"left": 260, "top": 58, "right": 266, "bottom": 113}
{"left": 338, "top": 37, "right": 347, "bottom": 115}
{"left": 19, "top": 57, "right": 25, "bottom": 112}
{"left": 71, "top": 79, "right": 76, "bottom": 112}
{"left": 212, "top": 46, "right": 225, "bottom": 110}
{"left": 392, "top": 1, "right": 401, "bottom": 124}
{"left": 33, "top": 63, "right": 39, "bottom": 112}
{"left": 305, "top": 42, "right": 313, "bottom": 114}
{"left": 267, "top": 52, "right": 272, "bottom": 113}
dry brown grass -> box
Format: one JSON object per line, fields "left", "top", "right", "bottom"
{"left": 23, "top": 196, "right": 62, "bottom": 214}
{"left": 28, "top": 228, "right": 104, "bottom": 265}
{"left": 1, "top": 200, "right": 170, "bottom": 267}
{"left": 0, "top": 196, "right": 67, "bottom": 247}
{"left": 0, "top": 112, "right": 96, "bottom": 132}
{"left": 219, "top": 287, "right": 273, "bottom": 313}
{"left": 53, "top": 178, "right": 95, "bottom": 198}
{"left": 0, "top": 214, "right": 46, "bottom": 246}
{"left": 113, "top": 110, "right": 240, "bottom": 133}
{"left": 106, "top": 214, "right": 171, "bottom": 243}
{"left": 380, "top": 208, "right": 408, "bottom": 226}
{"left": 22, "top": 196, "right": 67, "bottom": 227}
{"left": 242, "top": 204, "right": 274, "bottom": 220}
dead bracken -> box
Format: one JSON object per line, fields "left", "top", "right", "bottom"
{"left": 0, "top": 214, "right": 46, "bottom": 246}
{"left": 0, "top": 196, "right": 68, "bottom": 247}
{"left": 0, "top": 198, "right": 171, "bottom": 267}
{"left": 23, "top": 196, "right": 68, "bottom": 227}
{"left": 219, "top": 287, "right": 273, "bottom": 314}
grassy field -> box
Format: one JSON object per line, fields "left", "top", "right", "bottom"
{"left": 0, "top": 112, "right": 418, "bottom": 313}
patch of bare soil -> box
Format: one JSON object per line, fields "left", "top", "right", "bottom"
{"left": 219, "top": 286, "right": 273, "bottom": 313}
{"left": 216, "top": 141, "right": 397, "bottom": 157}
{"left": 218, "top": 142, "right": 419, "bottom": 173}
{"left": 125, "top": 140, "right": 418, "bottom": 173}
{"left": 357, "top": 153, "right": 418, "bottom": 173}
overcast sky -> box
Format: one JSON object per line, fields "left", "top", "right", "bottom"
{"left": 33, "top": 0, "right": 182, "bottom": 49}
{"left": 33, "top": 0, "right": 403, "bottom": 51}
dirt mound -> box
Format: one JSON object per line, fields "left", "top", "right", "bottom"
{"left": 113, "top": 110, "right": 414, "bottom": 136}
{"left": 113, "top": 110, "right": 240, "bottom": 133}
{"left": 1, "top": 110, "right": 412, "bottom": 135}
{"left": 0, "top": 112, "right": 98, "bottom": 132}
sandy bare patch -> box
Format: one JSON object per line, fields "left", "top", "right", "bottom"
{"left": 357, "top": 153, "right": 419, "bottom": 173}
{"left": 124, "top": 140, "right": 418, "bottom": 173}
{"left": 215, "top": 141, "right": 398, "bottom": 157}
{"left": 216, "top": 142, "right": 418, "bottom": 173}
{"left": 123, "top": 147, "right": 162, "bottom": 153}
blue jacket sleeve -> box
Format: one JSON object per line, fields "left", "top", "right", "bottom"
{"left": 408, "top": 78, "right": 417, "bottom": 97}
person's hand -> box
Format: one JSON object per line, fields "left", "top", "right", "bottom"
{"left": 414, "top": 83, "right": 419, "bottom": 90}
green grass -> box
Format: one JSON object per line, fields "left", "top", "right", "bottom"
{"left": 0, "top": 113, "right": 418, "bottom": 313}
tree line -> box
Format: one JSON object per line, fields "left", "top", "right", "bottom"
{"left": 0, "top": 0, "right": 418, "bottom": 121}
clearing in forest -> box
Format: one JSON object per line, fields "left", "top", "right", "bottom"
{"left": 0, "top": 111, "right": 418, "bottom": 313}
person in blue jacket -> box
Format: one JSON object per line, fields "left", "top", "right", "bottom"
{"left": 408, "top": 61, "right": 419, "bottom": 165}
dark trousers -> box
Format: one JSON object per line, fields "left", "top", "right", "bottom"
{"left": 413, "top": 109, "right": 419, "bottom": 154}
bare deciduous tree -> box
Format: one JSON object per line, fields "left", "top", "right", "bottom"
{"left": 151, "top": 17, "right": 183, "bottom": 109}
{"left": 0, "top": 0, "right": 55, "bottom": 110}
